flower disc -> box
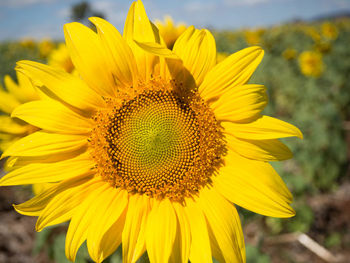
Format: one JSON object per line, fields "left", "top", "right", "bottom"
{"left": 90, "top": 86, "right": 224, "bottom": 201}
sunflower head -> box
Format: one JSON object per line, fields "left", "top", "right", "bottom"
{"left": 321, "top": 21, "right": 338, "bottom": 40}
{"left": 155, "top": 15, "right": 187, "bottom": 49}
{"left": 282, "top": 48, "right": 297, "bottom": 60}
{"left": 38, "top": 38, "right": 55, "bottom": 58}
{"left": 1, "top": 1, "right": 302, "bottom": 263}
{"left": 47, "top": 43, "right": 75, "bottom": 73}
{"left": 298, "top": 50, "right": 324, "bottom": 77}
{"left": 89, "top": 80, "right": 225, "bottom": 201}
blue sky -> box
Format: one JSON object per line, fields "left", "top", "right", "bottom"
{"left": 0, "top": 0, "right": 349, "bottom": 41}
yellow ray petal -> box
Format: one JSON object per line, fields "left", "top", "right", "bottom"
{"left": 173, "top": 26, "right": 216, "bottom": 86}
{"left": 89, "top": 17, "right": 138, "bottom": 88}
{"left": 97, "top": 209, "right": 127, "bottom": 263}
{"left": 87, "top": 188, "right": 128, "bottom": 263}
{"left": 14, "top": 173, "right": 94, "bottom": 216}
{"left": 122, "top": 194, "right": 150, "bottom": 263}
{"left": 16, "top": 71, "right": 39, "bottom": 101}
{"left": 123, "top": 0, "right": 162, "bottom": 81}
{"left": 4, "top": 73, "right": 37, "bottom": 103}
{"left": 0, "top": 89, "right": 20, "bottom": 114}
{"left": 170, "top": 203, "right": 191, "bottom": 263}
{"left": 0, "top": 116, "right": 29, "bottom": 135}
{"left": 211, "top": 84, "right": 267, "bottom": 123}
{"left": 214, "top": 151, "right": 295, "bottom": 218}
{"left": 184, "top": 198, "right": 212, "bottom": 263}
{"left": 0, "top": 152, "right": 94, "bottom": 186}
{"left": 226, "top": 134, "right": 293, "bottom": 161}
{"left": 135, "top": 41, "right": 180, "bottom": 59}
{"left": 36, "top": 176, "right": 101, "bottom": 231}
{"left": 199, "top": 187, "right": 245, "bottom": 263}
{"left": 146, "top": 199, "right": 177, "bottom": 263}
{"left": 0, "top": 134, "right": 18, "bottom": 152}
{"left": 199, "top": 46, "right": 264, "bottom": 100}
{"left": 222, "top": 115, "right": 303, "bottom": 140}
{"left": 4, "top": 148, "right": 87, "bottom": 169}
{"left": 16, "top": 61, "right": 106, "bottom": 112}
{"left": 65, "top": 182, "right": 110, "bottom": 262}
{"left": 64, "top": 22, "right": 116, "bottom": 96}
{"left": 133, "top": 40, "right": 184, "bottom": 82}
{"left": 12, "top": 99, "right": 93, "bottom": 134}
{"left": 1, "top": 131, "right": 87, "bottom": 158}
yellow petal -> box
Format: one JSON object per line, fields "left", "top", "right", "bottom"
{"left": 12, "top": 99, "right": 93, "bottom": 134}
{"left": 134, "top": 41, "right": 183, "bottom": 82}
{"left": 0, "top": 152, "right": 94, "bottom": 186}
{"left": 89, "top": 17, "right": 138, "bottom": 88}
{"left": 4, "top": 148, "right": 87, "bottom": 169}
{"left": 0, "top": 136, "right": 17, "bottom": 153}
{"left": 0, "top": 116, "right": 29, "bottom": 135}
{"left": 146, "top": 199, "right": 177, "bottom": 263}
{"left": 222, "top": 115, "right": 303, "bottom": 140}
{"left": 135, "top": 41, "right": 180, "bottom": 59}
{"left": 87, "top": 188, "right": 128, "bottom": 263}
{"left": 65, "top": 182, "right": 110, "bottom": 262}
{"left": 211, "top": 84, "right": 267, "bottom": 123}
{"left": 4, "top": 73, "right": 38, "bottom": 103}
{"left": 35, "top": 176, "right": 100, "bottom": 231}
{"left": 64, "top": 22, "right": 116, "bottom": 96}
{"left": 97, "top": 209, "right": 127, "bottom": 263}
{"left": 0, "top": 89, "right": 20, "bottom": 114}
{"left": 173, "top": 26, "right": 216, "bottom": 86}
{"left": 16, "top": 60, "right": 105, "bottom": 112}
{"left": 226, "top": 134, "right": 293, "bottom": 161}
{"left": 16, "top": 71, "right": 39, "bottom": 101}
{"left": 170, "top": 203, "right": 191, "bottom": 263}
{"left": 199, "top": 46, "right": 264, "bottom": 100}
{"left": 1, "top": 131, "right": 87, "bottom": 158}
{"left": 214, "top": 151, "right": 295, "bottom": 217}
{"left": 14, "top": 173, "right": 94, "bottom": 216}
{"left": 199, "top": 187, "right": 245, "bottom": 263}
{"left": 123, "top": 0, "right": 161, "bottom": 80}
{"left": 184, "top": 198, "right": 212, "bottom": 263}
{"left": 122, "top": 194, "right": 150, "bottom": 263}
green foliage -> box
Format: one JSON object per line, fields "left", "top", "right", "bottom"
{"left": 0, "top": 42, "right": 43, "bottom": 83}
{"left": 215, "top": 19, "right": 350, "bottom": 245}
{"left": 215, "top": 19, "right": 349, "bottom": 197}
{"left": 325, "top": 232, "right": 342, "bottom": 248}
{"left": 246, "top": 244, "right": 271, "bottom": 263}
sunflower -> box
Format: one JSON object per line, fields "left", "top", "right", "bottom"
{"left": 38, "top": 38, "right": 55, "bottom": 58}
{"left": 282, "top": 48, "right": 297, "bottom": 60}
{"left": 0, "top": 73, "right": 50, "bottom": 195}
{"left": 0, "top": 72, "right": 39, "bottom": 152}
{"left": 298, "top": 51, "right": 324, "bottom": 77}
{"left": 243, "top": 28, "right": 265, "bottom": 45}
{"left": 48, "top": 43, "right": 75, "bottom": 73}
{"left": 321, "top": 22, "right": 338, "bottom": 40}
{"left": 155, "top": 16, "right": 187, "bottom": 49}
{"left": 0, "top": 1, "right": 302, "bottom": 262}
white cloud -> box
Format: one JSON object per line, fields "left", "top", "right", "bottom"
{"left": 184, "top": 1, "right": 217, "bottom": 13}
{"left": 89, "top": 0, "right": 129, "bottom": 30}
{"left": 18, "top": 22, "right": 63, "bottom": 40}
{"left": 0, "top": 0, "right": 55, "bottom": 8}
{"left": 57, "top": 7, "right": 70, "bottom": 19}
{"left": 223, "top": 0, "right": 270, "bottom": 6}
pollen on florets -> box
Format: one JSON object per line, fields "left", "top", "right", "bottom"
{"left": 89, "top": 79, "right": 225, "bottom": 201}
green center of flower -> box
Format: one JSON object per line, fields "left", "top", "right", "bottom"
{"left": 90, "top": 86, "right": 225, "bottom": 201}
{"left": 106, "top": 90, "right": 199, "bottom": 189}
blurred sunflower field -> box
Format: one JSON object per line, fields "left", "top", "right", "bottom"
{"left": 0, "top": 12, "right": 350, "bottom": 263}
